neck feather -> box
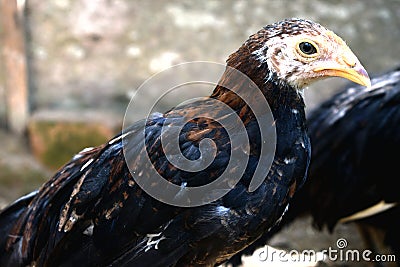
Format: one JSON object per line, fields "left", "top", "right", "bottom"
{"left": 210, "top": 44, "right": 305, "bottom": 119}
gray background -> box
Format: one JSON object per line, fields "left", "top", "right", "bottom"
{"left": 0, "top": 1, "right": 399, "bottom": 266}
{"left": 1, "top": 0, "right": 399, "bottom": 122}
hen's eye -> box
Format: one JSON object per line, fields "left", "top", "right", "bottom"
{"left": 299, "top": 42, "right": 317, "bottom": 55}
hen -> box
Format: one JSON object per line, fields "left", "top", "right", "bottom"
{"left": 0, "top": 18, "right": 370, "bottom": 266}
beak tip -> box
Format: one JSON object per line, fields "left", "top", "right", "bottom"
{"left": 356, "top": 66, "right": 371, "bottom": 88}
{"left": 356, "top": 76, "right": 371, "bottom": 88}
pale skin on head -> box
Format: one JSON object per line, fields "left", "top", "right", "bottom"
{"left": 253, "top": 25, "right": 371, "bottom": 89}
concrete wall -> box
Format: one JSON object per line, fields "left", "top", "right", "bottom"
{"left": 0, "top": 21, "right": 5, "bottom": 128}
{"left": 26, "top": 1, "right": 400, "bottom": 110}
{"left": 1, "top": 0, "right": 400, "bottom": 125}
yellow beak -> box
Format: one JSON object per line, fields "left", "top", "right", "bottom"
{"left": 313, "top": 47, "right": 371, "bottom": 87}
{"left": 314, "top": 65, "right": 371, "bottom": 87}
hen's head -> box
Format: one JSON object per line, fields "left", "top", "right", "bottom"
{"left": 229, "top": 18, "right": 370, "bottom": 89}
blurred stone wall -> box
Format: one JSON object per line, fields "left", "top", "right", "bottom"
{"left": 2, "top": 0, "right": 400, "bottom": 125}
{"left": 26, "top": 0, "right": 400, "bottom": 112}
{"left": 0, "top": 67, "right": 5, "bottom": 128}
{"left": 0, "top": 21, "right": 5, "bottom": 128}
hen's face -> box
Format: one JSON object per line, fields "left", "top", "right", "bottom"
{"left": 251, "top": 19, "right": 370, "bottom": 89}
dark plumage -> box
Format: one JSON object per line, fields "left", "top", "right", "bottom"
{"left": 0, "top": 18, "right": 369, "bottom": 267}
{"left": 298, "top": 65, "right": 400, "bottom": 262}
{"left": 299, "top": 65, "right": 400, "bottom": 229}
{"left": 229, "top": 65, "right": 400, "bottom": 266}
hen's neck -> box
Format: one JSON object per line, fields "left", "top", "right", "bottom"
{"left": 210, "top": 45, "right": 306, "bottom": 120}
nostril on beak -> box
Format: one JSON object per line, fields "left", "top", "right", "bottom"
{"left": 343, "top": 53, "right": 357, "bottom": 68}
{"left": 345, "top": 59, "right": 356, "bottom": 68}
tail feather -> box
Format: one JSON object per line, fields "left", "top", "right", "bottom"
{"left": 0, "top": 191, "right": 37, "bottom": 264}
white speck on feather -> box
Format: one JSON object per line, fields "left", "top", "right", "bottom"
{"left": 72, "top": 154, "right": 83, "bottom": 160}
{"left": 83, "top": 223, "right": 94, "bottom": 236}
{"left": 296, "top": 138, "right": 306, "bottom": 149}
{"left": 80, "top": 158, "right": 94, "bottom": 172}
{"left": 80, "top": 147, "right": 94, "bottom": 153}
{"left": 108, "top": 131, "right": 131, "bottom": 145}
{"left": 334, "top": 109, "right": 346, "bottom": 120}
{"left": 73, "top": 147, "right": 94, "bottom": 160}
{"left": 215, "top": 205, "right": 230, "bottom": 215}
{"left": 252, "top": 43, "right": 269, "bottom": 65}
{"left": 145, "top": 232, "right": 166, "bottom": 252}
{"left": 283, "top": 204, "right": 289, "bottom": 215}
{"left": 284, "top": 157, "right": 296, "bottom": 164}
